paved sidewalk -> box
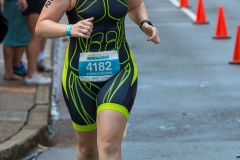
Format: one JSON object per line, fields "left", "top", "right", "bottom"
{"left": 0, "top": 40, "right": 53, "bottom": 160}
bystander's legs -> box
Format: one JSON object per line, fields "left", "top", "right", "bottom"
{"left": 3, "top": 46, "right": 24, "bottom": 80}
{"left": 25, "top": 13, "right": 51, "bottom": 85}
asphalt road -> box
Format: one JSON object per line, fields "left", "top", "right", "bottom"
{"left": 22, "top": 0, "right": 240, "bottom": 159}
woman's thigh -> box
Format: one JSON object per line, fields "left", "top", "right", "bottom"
{"left": 96, "top": 66, "right": 138, "bottom": 119}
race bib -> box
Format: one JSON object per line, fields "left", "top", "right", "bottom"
{"left": 78, "top": 50, "right": 120, "bottom": 82}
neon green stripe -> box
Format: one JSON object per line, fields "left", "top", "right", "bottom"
{"left": 88, "top": 81, "right": 100, "bottom": 90}
{"left": 70, "top": 42, "right": 78, "bottom": 71}
{"left": 77, "top": 0, "right": 106, "bottom": 24}
{"left": 69, "top": 74, "right": 91, "bottom": 125}
{"left": 75, "top": 77, "right": 96, "bottom": 124}
{"left": 109, "top": 64, "right": 131, "bottom": 102}
{"left": 107, "top": 0, "right": 127, "bottom": 20}
{"left": 77, "top": 0, "right": 97, "bottom": 12}
{"left": 117, "top": 0, "right": 128, "bottom": 7}
{"left": 74, "top": 78, "right": 91, "bottom": 124}
{"left": 62, "top": 46, "right": 69, "bottom": 99}
{"left": 75, "top": 74, "right": 96, "bottom": 100}
{"left": 103, "top": 69, "right": 122, "bottom": 102}
{"left": 129, "top": 48, "right": 138, "bottom": 86}
{"left": 97, "top": 103, "right": 129, "bottom": 119}
{"left": 72, "top": 121, "right": 97, "bottom": 132}
{"left": 120, "top": 42, "right": 130, "bottom": 65}
{"left": 68, "top": 74, "right": 96, "bottom": 125}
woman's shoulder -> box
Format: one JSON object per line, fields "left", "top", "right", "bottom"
{"left": 67, "top": 0, "right": 77, "bottom": 11}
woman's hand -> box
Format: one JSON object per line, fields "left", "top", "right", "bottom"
{"left": 17, "top": 0, "right": 28, "bottom": 11}
{"left": 142, "top": 23, "right": 161, "bottom": 44}
{"left": 71, "top": 17, "right": 94, "bottom": 38}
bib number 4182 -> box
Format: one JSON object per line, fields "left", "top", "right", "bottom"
{"left": 86, "top": 61, "right": 112, "bottom": 72}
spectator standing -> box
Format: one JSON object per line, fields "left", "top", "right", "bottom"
{"left": 17, "top": 0, "right": 51, "bottom": 84}
{"left": 2, "top": 0, "right": 29, "bottom": 80}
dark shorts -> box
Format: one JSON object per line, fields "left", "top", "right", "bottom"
{"left": 22, "top": 0, "right": 46, "bottom": 16}
{"left": 62, "top": 47, "right": 138, "bottom": 132}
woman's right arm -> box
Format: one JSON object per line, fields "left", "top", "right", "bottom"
{"left": 36, "top": 0, "right": 94, "bottom": 39}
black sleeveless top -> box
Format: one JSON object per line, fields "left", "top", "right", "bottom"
{"left": 66, "top": 0, "right": 133, "bottom": 74}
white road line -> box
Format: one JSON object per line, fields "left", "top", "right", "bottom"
{"left": 125, "top": 22, "right": 191, "bottom": 28}
{"left": 168, "top": 0, "right": 196, "bottom": 21}
{"left": 123, "top": 123, "right": 129, "bottom": 138}
{"left": 168, "top": 0, "right": 179, "bottom": 7}
{"left": 181, "top": 8, "right": 196, "bottom": 21}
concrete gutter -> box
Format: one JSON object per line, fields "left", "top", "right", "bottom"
{"left": 0, "top": 85, "right": 51, "bottom": 160}
{"left": 0, "top": 40, "right": 54, "bottom": 160}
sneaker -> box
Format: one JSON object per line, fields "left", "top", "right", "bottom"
{"left": 13, "top": 62, "right": 27, "bottom": 77}
{"left": 25, "top": 73, "right": 52, "bottom": 85}
{"left": 37, "top": 60, "right": 53, "bottom": 72}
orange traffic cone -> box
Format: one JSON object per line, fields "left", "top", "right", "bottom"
{"left": 195, "top": 0, "right": 208, "bottom": 24}
{"left": 213, "top": 6, "right": 230, "bottom": 39}
{"left": 180, "top": 0, "right": 190, "bottom": 8}
{"left": 229, "top": 25, "right": 240, "bottom": 64}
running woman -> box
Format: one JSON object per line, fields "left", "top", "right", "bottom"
{"left": 36, "top": 0, "right": 160, "bottom": 159}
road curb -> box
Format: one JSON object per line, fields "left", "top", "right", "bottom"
{"left": 0, "top": 125, "right": 48, "bottom": 160}
{"left": 35, "top": 85, "right": 51, "bottom": 105}
{"left": 0, "top": 39, "right": 54, "bottom": 160}
{"left": 0, "top": 81, "right": 51, "bottom": 160}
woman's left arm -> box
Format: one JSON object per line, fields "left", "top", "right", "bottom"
{"left": 127, "top": 0, "right": 160, "bottom": 44}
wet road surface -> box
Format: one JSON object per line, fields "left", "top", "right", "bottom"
{"left": 22, "top": 0, "right": 240, "bottom": 159}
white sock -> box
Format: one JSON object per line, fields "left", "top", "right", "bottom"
{"left": 38, "top": 51, "right": 44, "bottom": 62}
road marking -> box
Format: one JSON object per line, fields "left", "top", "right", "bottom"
{"left": 123, "top": 123, "right": 129, "bottom": 138}
{"left": 125, "top": 22, "right": 191, "bottom": 28}
{"left": 168, "top": 0, "right": 196, "bottom": 21}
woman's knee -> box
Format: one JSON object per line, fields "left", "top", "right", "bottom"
{"left": 98, "top": 134, "right": 120, "bottom": 153}
{"left": 97, "top": 110, "right": 126, "bottom": 153}
{"left": 77, "top": 143, "right": 98, "bottom": 158}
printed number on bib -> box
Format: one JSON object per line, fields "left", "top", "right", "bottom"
{"left": 78, "top": 51, "right": 120, "bottom": 82}
{"left": 86, "top": 62, "right": 112, "bottom": 72}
